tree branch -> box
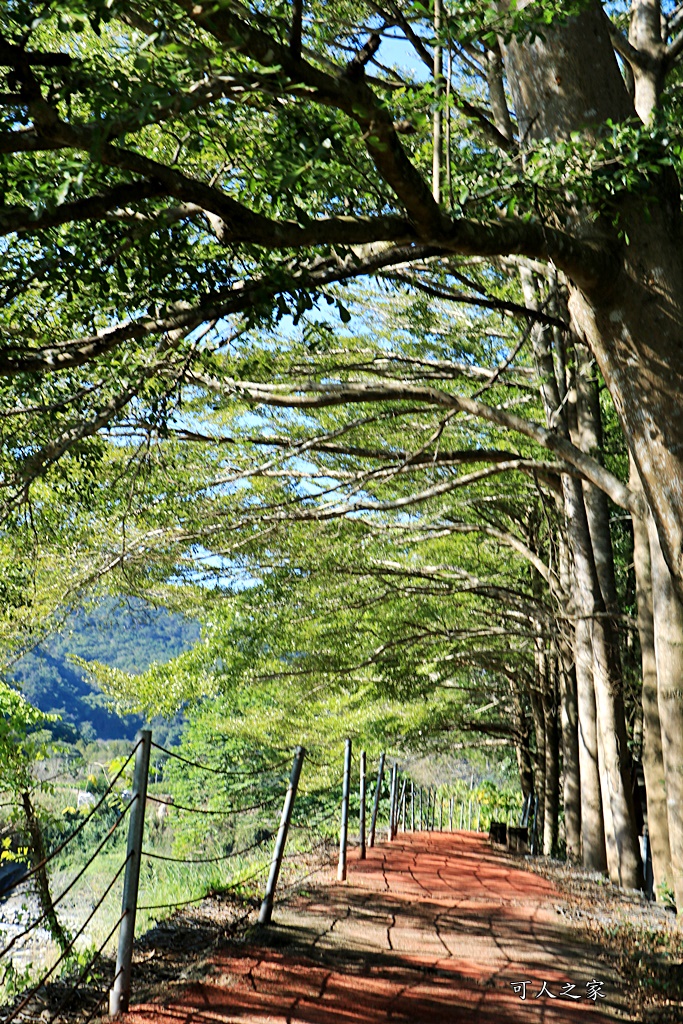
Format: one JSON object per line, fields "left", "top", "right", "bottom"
{"left": 0, "top": 243, "right": 436, "bottom": 376}
{"left": 198, "top": 377, "right": 638, "bottom": 513}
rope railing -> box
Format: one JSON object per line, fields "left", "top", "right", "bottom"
{"left": 0, "top": 796, "right": 134, "bottom": 961}
{"left": 141, "top": 829, "right": 275, "bottom": 865}
{"left": 0, "top": 743, "right": 138, "bottom": 899}
{"left": 146, "top": 791, "right": 283, "bottom": 817}
{"left": 150, "top": 741, "right": 291, "bottom": 777}
{"left": 0, "top": 733, "right": 396, "bottom": 1021}
{"left": 2, "top": 852, "right": 131, "bottom": 1024}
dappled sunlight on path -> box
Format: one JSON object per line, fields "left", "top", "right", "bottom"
{"left": 124, "top": 832, "right": 625, "bottom": 1023}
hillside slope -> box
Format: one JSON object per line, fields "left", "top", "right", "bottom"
{"left": 10, "top": 599, "right": 199, "bottom": 740}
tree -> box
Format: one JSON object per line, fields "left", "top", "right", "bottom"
{"left": 3, "top": 0, "right": 683, "bottom": 599}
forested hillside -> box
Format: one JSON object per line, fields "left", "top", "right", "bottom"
{"left": 9, "top": 600, "right": 198, "bottom": 740}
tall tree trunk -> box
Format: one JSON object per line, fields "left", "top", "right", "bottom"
{"left": 558, "top": 654, "right": 582, "bottom": 861}
{"left": 557, "top": 535, "right": 582, "bottom": 861}
{"left": 503, "top": 0, "right": 683, "bottom": 615}
{"left": 521, "top": 263, "right": 641, "bottom": 885}
{"left": 529, "top": 675, "right": 546, "bottom": 843}
{"left": 570, "top": 338, "right": 642, "bottom": 886}
{"left": 543, "top": 654, "right": 560, "bottom": 856}
{"left": 566, "top": 482, "right": 608, "bottom": 873}
{"left": 510, "top": 679, "right": 535, "bottom": 798}
{"left": 520, "top": 267, "right": 607, "bottom": 870}
{"left": 631, "top": 460, "right": 673, "bottom": 895}
{"left": 573, "top": 340, "right": 619, "bottom": 614}
{"left": 647, "top": 512, "right": 683, "bottom": 909}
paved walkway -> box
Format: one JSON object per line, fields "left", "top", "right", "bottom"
{"left": 125, "top": 832, "right": 627, "bottom": 1024}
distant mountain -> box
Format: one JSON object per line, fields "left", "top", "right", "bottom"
{"left": 10, "top": 598, "right": 199, "bottom": 741}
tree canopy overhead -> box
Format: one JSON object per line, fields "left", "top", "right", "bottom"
{"left": 4, "top": 0, "right": 683, "bottom": 596}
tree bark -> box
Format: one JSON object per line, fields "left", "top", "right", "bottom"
{"left": 628, "top": 0, "right": 665, "bottom": 123}
{"left": 631, "top": 460, "right": 673, "bottom": 895}
{"left": 510, "top": 679, "right": 535, "bottom": 798}
{"left": 529, "top": 675, "right": 546, "bottom": 844}
{"left": 557, "top": 531, "right": 582, "bottom": 861}
{"left": 502, "top": 0, "right": 683, "bottom": 611}
{"left": 569, "top": 338, "right": 642, "bottom": 886}
{"left": 647, "top": 511, "right": 683, "bottom": 909}
{"left": 565, "top": 481, "right": 608, "bottom": 873}
{"left": 519, "top": 266, "right": 607, "bottom": 870}
{"left": 543, "top": 655, "right": 561, "bottom": 856}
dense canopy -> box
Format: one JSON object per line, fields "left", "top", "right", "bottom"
{"left": 4, "top": 0, "right": 683, "bottom": 915}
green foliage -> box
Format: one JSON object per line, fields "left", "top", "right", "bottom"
{"left": 0, "top": 681, "right": 57, "bottom": 796}
{"left": 10, "top": 598, "right": 198, "bottom": 740}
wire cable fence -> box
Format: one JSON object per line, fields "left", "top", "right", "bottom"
{"left": 1, "top": 734, "right": 393, "bottom": 1023}
{"left": 0, "top": 744, "right": 138, "bottom": 900}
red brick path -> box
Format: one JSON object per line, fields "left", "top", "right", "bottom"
{"left": 125, "top": 832, "right": 625, "bottom": 1023}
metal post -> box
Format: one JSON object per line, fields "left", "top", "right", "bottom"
{"left": 460, "top": 802, "right": 464, "bottom": 829}
{"left": 530, "top": 794, "right": 539, "bottom": 856}
{"left": 393, "top": 771, "right": 402, "bottom": 839}
{"left": 338, "top": 738, "right": 352, "bottom": 881}
{"left": 520, "top": 794, "right": 529, "bottom": 827}
{"left": 419, "top": 787, "right": 423, "bottom": 830}
{"left": 468, "top": 798, "right": 472, "bottom": 831}
{"left": 410, "top": 781, "right": 414, "bottom": 831}
{"left": 387, "top": 763, "right": 397, "bottom": 841}
{"left": 109, "top": 729, "right": 151, "bottom": 1017}
{"left": 258, "top": 745, "right": 305, "bottom": 924}
{"left": 400, "top": 779, "right": 406, "bottom": 832}
{"left": 368, "top": 752, "right": 385, "bottom": 848}
{"left": 439, "top": 797, "right": 443, "bottom": 832}
{"left": 359, "top": 750, "right": 367, "bottom": 861}
{"left": 430, "top": 789, "right": 435, "bottom": 830}
{"left": 449, "top": 796, "right": 453, "bottom": 831}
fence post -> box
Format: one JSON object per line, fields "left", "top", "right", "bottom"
{"left": 520, "top": 794, "right": 529, "bottom": 826}
{"left": 530, "top": 793, "right": 539, "bottom": 855}
{"left": 392, "top": 769, "right": 401, "bottom": 839}
{"left": 449, "top": 796, "right": 453, "bottom": 831}
{"left": 258, "top": 745, "right": 305, "bottom": 925}
{"left": 369, "top": 752, "right": 385, "bottom": 848}
{"left": 338, "top": 738, "right": 352, "bottom": 881}
{"left": 387, "top": 763, "right": 397, "bottom": 841}
{"left": 400, "top": 779, "right": 406, "bottom": 832}
{"left": 419, "top": 787, "right": 423, "bottom": 831}
{"left": 410, "top": 781, "right": 414, "bottom": 831}
{"left": 359, "top": 750, "right": 367, "bottom": 861}
{"left": 109, "top": 729, "right": 151, "bottom": 1017}
{"left": 439, "top": 796, "right": 443, "bottom": 832}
